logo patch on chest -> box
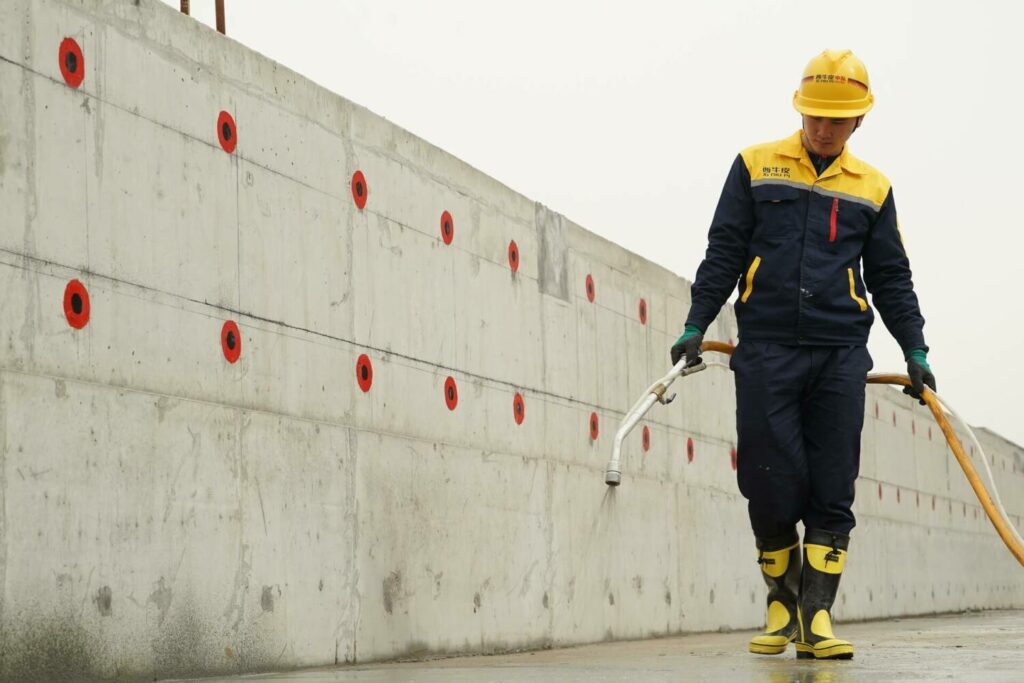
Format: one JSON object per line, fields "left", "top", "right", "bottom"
{"left": 761, "top": 165, "right": 792, "bottom": 179}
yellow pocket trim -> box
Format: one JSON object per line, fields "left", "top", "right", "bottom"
{"left": 758, "top": 542, "right": 797, "bottom": 578}
{"left": 741, "top": 256, "right": 761, "bottom": 303}
{"left": 806, "top": 544, "right": 846, "bottom": 574}
{"left": 847, "top": 268, "right": 868, "bottom": 312}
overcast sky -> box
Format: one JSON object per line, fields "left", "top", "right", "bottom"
{"left": 161, "top": 0, "right": 1024, "bottom": 450}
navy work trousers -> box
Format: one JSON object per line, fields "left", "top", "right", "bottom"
{"left": 731, "top": 341, "right": 872, "bottom": 539}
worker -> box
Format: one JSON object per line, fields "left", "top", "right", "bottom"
{"left": 671, "top": 49, "right": 936, "bottom": 660}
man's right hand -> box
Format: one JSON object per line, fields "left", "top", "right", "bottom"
{"left": 670, "top": 325, "right": 704, "bottom": 368}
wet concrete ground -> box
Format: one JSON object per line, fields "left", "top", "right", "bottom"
{"left": 171, "top": 610, "right": 1024, "bottom": 683}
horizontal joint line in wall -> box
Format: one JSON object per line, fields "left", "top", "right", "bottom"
{"left": 4, "top": 53, "right": 541, "bottom": 249}
{"left": 352, "top": 141, "right": 536, "bottom": 225}
{"left": 363, "top": 211, "right": 539, "bottom": 284}
{"left": 857, "top": 513, "right": 1014, "bottom": 537}
{"left": 0, "top": 255, "right": 646, "bottom": 417}
{"left": 3, "top": 59, "right": 549, "bottom": 295}
{"left": 0, "top": 366, "right": 712, "bottom": 471}
{"left": 0, "top": 52, "right": 397, "bottom": 208}
{"left": 859, "top": 475, "right": 1021, "bottom": 516}
{"left": 0, "top": 367, "right": 505, "bottom": 459}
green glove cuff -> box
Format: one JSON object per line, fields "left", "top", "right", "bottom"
{"left": 675, "top": 324, "right": 702, "bottom": 346}
{"left": 908, "top": 348, "right": 931, "bottom": 373}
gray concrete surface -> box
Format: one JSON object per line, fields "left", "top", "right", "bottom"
{"left": 168, "top": 610, "right": 1024, "bottom": 683}
{"left": 1, "top": 0, "right": 1023, "bottom": 681}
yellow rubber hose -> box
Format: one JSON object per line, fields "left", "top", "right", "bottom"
{"left": 700, "top": 340, "right": 1024, "bottom": 567}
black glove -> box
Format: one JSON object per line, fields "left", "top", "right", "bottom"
{"left": 904, "top": 350, "right": 936, "bottom": 405}
{"left": 670, "top": 325, "right": 704, "bottom": 368}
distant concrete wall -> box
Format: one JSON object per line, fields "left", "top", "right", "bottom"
{"left": 0, "top": 1, "right": 1021, "bottom": 681}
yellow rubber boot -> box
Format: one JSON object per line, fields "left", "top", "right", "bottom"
{"left": 749, "top": 532, "right": 801, "bottom": 655}
{"left": 795, "top": 529, "right": 854, "bottom": 660}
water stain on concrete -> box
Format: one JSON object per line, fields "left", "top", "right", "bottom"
{"left": 1, "top": 615, "right": 103, "bottom": 683}
{"left": 94, "top": 585, "right": 113, "bottom": 616}
{"left": 148, "top": 576, "right": 174, "bottom": 626}
{"left": 383, "top": 571, "right": 402, "bottom": 615}
{"left": 155, "top": 395, "right": 173, "bottom": 422}
{"left": 261, "top": 586, "right": 275, "bottom": 612}
{"left": 0, "top": 132, "right": 10, "bottom": 176}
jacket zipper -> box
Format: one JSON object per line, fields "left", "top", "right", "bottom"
{"left": 797, "top": 177, "right": 818, "bottom": 341}
{"left": 829, "top": 197, "right": 838, "bottom": 242}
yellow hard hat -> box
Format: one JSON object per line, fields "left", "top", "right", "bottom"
{"left": 793, "top": 49, "right": 874, "bottom": 118}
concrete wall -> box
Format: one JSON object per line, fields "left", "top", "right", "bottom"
{"left": 0, "top": 1, "right": 1021, "bottom": 680}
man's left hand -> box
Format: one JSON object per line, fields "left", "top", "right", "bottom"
{"left": 904, "top": 349, "right": 936, "bottom": 405}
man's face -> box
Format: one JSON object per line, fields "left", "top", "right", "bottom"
{"left": 801, "top": 115, "right": 861, "bottom": 157}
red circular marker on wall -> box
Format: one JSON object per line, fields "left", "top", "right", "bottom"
{"left": 508, "top": 240, "right": 520, "bottom": 273}
{"left": 585, "top": 274, "right": 595, "bottom": 303}
{"left": 440, "top": 211, "right": 454, "bottom": 245}
{"left": 63, "top": 279, "right": 90, "bottom": 329}
{"left": 356, "top": 354, "right": 373, "bottom": 393}
{"left": 642, "top": 426, "right": 650, "bottom": 452}
{"left": 58, "top": 38, "right": 85, "bottom": 89}
{"left": 730, "top": 446, "right": 737, "bottom": 471}
{"left": 351, "top": 170, "right": 368, "bottom": 210}
{"left": 444, "top": 376, "right": 458, "bottom": 411}
{"left": 638, "top": 298, "right": 647, "bottom": 325}
{"left": 513, "top": 392, "right": 525, "bottom": 425}
{"left": 589, "top": 412, "right": 599, "bottom": 441}
{"left": 686, "top": 437, "right": 695, "bottom": 463}
{"left": 217, "top": 111, "right": 237, "bottom": 154}
{"left": 221, "top": 320, "right": 241, "bottom": 363}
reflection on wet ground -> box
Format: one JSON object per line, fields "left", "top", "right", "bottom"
{"left": 170, "top": 610, "right": 1024, "bottom": 683}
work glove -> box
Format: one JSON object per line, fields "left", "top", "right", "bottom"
{"left": 904, "top": 349, "right": 936, "bottom": 405}
{"left": 670, "top": 324, "right": 704, "bottom": 368}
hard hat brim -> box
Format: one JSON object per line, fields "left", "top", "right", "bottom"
{"left": 793, "top": 91, "right": 874, "bottom": 118}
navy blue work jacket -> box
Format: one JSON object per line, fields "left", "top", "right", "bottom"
{"left": 685, "top": 130, "right": 926, "bottom": 354}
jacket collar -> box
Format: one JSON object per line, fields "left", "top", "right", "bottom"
{"left": 777, "top": 129, "right": 869, "bottom": 176}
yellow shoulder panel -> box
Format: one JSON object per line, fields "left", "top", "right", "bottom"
{"left": 741, "top": 136, "right": 815, "bottom": 188}
{"left": 820, "top": 152, "right": 891, "bottom": 209}
{"left": 738, "top": 133, "right": 892, "bottom": 208}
